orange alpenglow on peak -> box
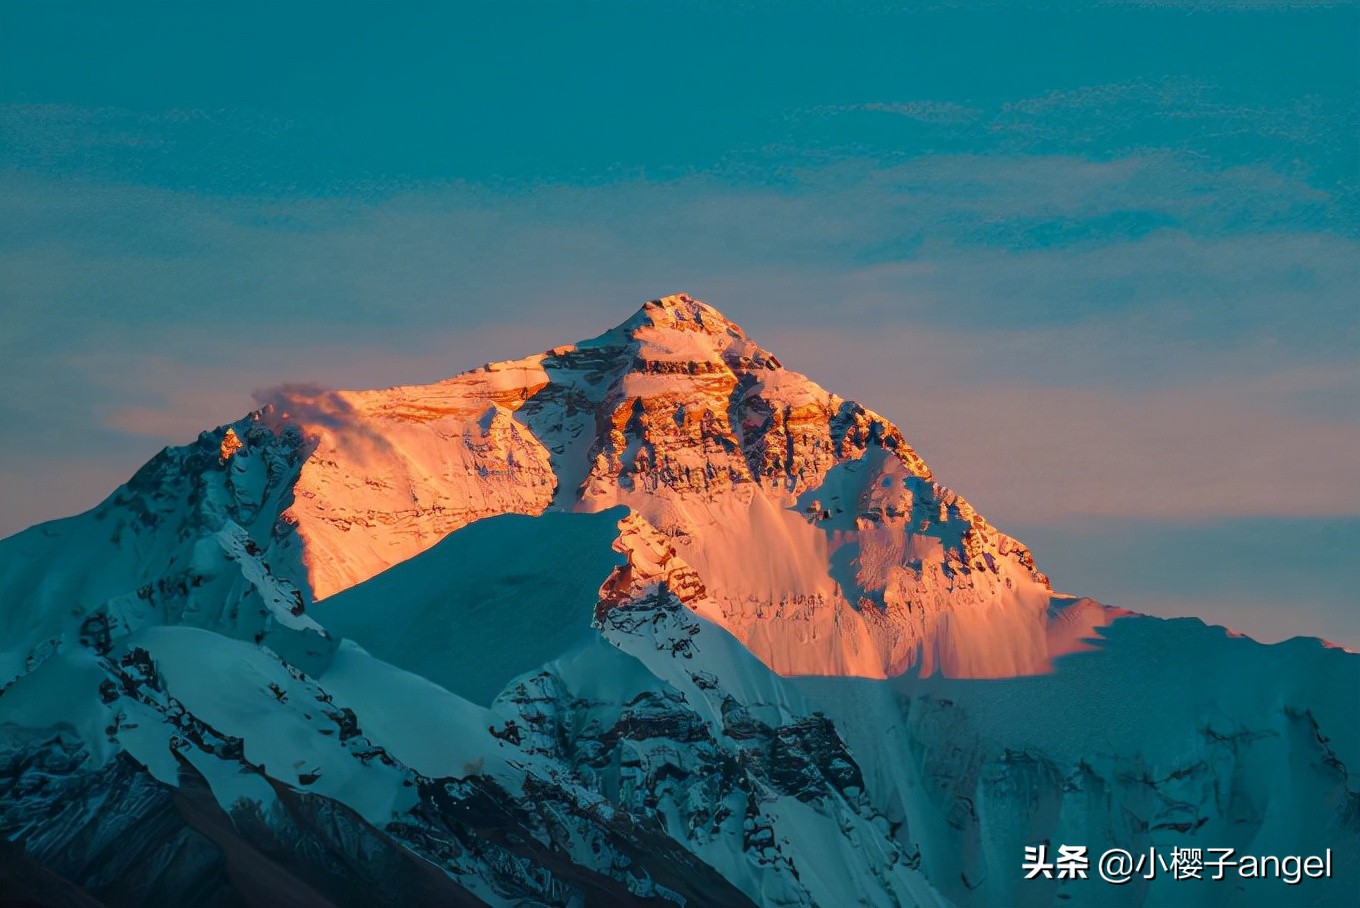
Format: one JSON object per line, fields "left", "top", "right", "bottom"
{"left": 218, "top": 427, "right": 244, "bottom": 462}
{"left": 631, "top": 293, "right": 742, "bottom": 332}
{"left": 243, "top": 294, "right": 1109, "bottom": 681}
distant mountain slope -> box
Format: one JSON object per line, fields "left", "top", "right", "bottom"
{"left": 798, "top": 616, "right": 1359, "bottom": 906}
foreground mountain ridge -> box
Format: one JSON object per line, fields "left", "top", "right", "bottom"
{"left": 1, "top": 294, "right": 1355, "bottom": 907}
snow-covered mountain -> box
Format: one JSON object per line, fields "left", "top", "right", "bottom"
{"left": 1, "top": 295, "right": 1355, "bottom": 906}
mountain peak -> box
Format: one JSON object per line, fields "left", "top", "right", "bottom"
{"left": 226, "top": 294, "right": 1075, "bottom": 678}
{"left": 594, "top": 292, "right": 786, "bottom": 376}
{"left": 644, "top": 291, "right": 722, "bottom": 319}
{"left": 80, "top": 293, "right": 1081, "bottom": 680}
{"left": 623, "top": 293, "right": 746, "bottom": 338}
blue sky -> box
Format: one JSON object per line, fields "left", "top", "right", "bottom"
{"left": 2, "top": 1, "right": 1357, "bottom": 646}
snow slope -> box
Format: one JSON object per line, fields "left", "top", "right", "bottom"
{"left": 2, "top": 508, "right": 951, "bottom": 906}
{"left": 797, "top": 617, "right": 1359, "bottom": 906}
{"left": 317, "top": 510, "right": 626, "bottom": 707}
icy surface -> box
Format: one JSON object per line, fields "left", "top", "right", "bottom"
{"left": 317, "top": 510, "right": 625, "bottom": 706}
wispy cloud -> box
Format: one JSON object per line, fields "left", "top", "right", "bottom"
{"left": 989, "top": 77, "right": 1357, "bottom": 159}
{"left": 1, "top": 145, "right": 1355, "bottom": 536}
{"left": 1104, "top": 0, "right": 1357, "bottom": 8}
{"left": 810, "top": 101, "right": 983, "bottom": 125}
